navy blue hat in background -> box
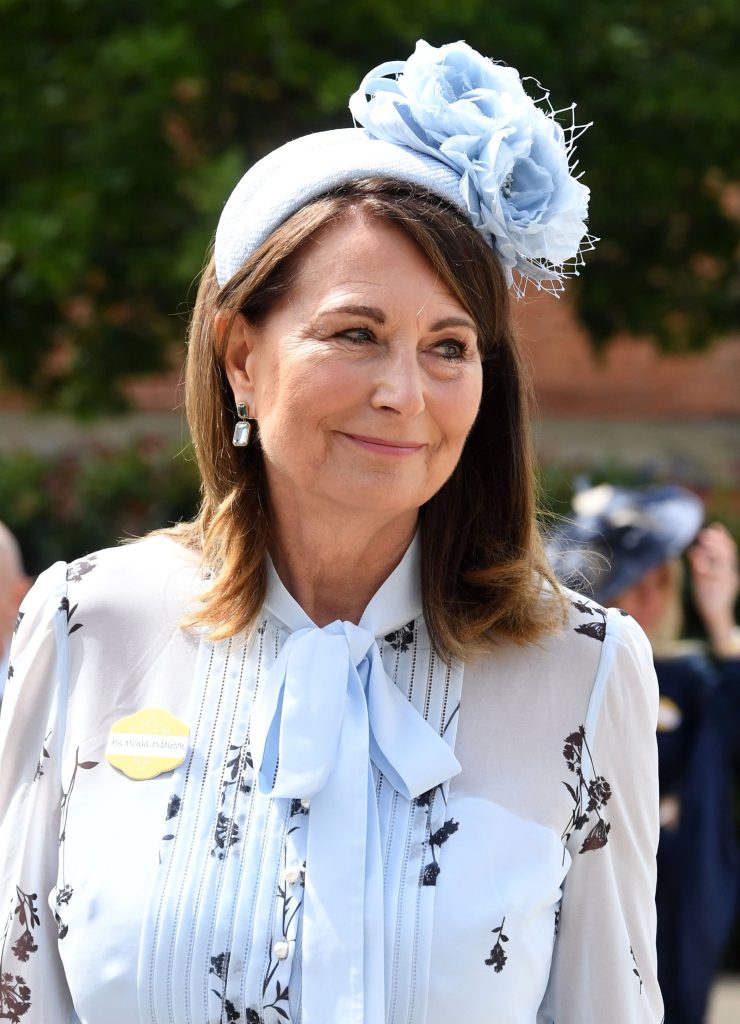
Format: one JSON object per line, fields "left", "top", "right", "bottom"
{"left": 546, "top": 484, "right": 705, "bottom": 604}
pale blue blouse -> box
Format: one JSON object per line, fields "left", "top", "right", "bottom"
{"left": 0, "top": 535, "right": 664, "bottom": 1022}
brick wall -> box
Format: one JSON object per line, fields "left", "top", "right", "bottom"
{"left": 515, "top": 293, "right": 740, "bottom": 418}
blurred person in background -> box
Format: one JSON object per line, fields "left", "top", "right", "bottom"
{"left": 0, "top": 520, "right": 30, "bottom": 706}
{"left": 549, "top": 483, "right": 740, "bottom": 1024}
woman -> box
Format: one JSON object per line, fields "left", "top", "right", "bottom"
{"left": 0, "top": 41, "right": 663, "bottom": 1023}
{"left": 549, "top": 482, "right": 740, "bottom": 1024}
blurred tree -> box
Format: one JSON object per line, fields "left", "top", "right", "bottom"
{"left": 0, "top": 0, "right": 738, "bottom": 413}
{"left": 0, "top": 440, "right": 200, "bottom": 573}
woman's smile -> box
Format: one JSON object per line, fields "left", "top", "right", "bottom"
{"left": 338, "top": 432, "right": 426, "bottom": 457}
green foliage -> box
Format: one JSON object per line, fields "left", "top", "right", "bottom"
{"left": 0, "top": 440, "right": 200, "bottom": 575}
{"left": 0, "top": 0, "right": 738, "bottom": 413}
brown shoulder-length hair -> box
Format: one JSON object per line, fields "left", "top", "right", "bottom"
{"left": 171, "top": 177, "right": 565, "bottom": 659}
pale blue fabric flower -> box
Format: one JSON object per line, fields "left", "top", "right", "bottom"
{"left": 349, "top": 40, "right": 593, "bottom": 293}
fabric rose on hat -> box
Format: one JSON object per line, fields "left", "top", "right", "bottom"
{"left": 349, "top": 39, "right": 592, "bottom": 293}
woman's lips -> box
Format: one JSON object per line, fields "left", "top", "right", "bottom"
{"left": 341, "top": 432, "right": 425, "bottom": 456}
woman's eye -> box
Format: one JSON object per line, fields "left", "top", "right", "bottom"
{"left": 335, "top": 327, "right": 378, "bottom": 348}
{"left": 338, "top": 327, "right": 374, "bottom": 344}
{"left": 436, "top": 339, "right": 468, "bottom": 361}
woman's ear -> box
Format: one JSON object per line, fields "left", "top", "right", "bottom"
{"left": 219, "top": 312, "right": 258, "bottom": 404}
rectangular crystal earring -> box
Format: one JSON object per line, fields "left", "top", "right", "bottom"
{"left": 232, "top": 401, "right": 253, "bottom": 447}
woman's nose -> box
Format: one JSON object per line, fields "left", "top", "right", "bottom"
{"left": 369, "top": 345, "right": 426, "bottom": 417}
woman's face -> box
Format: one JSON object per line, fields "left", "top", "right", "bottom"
{"left": 225, "top": 212, "right": 483, "bottom": 526}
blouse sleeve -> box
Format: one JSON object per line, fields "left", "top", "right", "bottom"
{"left": 0, "top": 562, "right": 79, "bottom": 1022}
{"left": 538, "top": 608, "right": 664, "bottom": 1023}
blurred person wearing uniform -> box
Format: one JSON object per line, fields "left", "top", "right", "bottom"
{"left": 549, "top": 483, "right": 740, "bottom": 1024}
{"left": 0, "top": 521, "right": 30, "bottom": 706}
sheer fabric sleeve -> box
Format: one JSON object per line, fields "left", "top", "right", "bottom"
{"left": 0, "top": 562, "right": 78, "bottom": 1022}
{"left": 538, "top": 609, "right": 664, "bottom": 1023}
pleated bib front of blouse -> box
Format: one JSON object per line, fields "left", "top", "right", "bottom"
{"left": 137, "top": 539, "right": 464, "bottom": 1024}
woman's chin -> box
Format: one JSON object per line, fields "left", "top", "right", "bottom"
{"left": 315, "top": 478, "right": 427, "bottom": 522}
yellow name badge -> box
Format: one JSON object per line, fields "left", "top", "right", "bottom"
{"left": 106, "top": 708, "right": 190, "bottom": 780}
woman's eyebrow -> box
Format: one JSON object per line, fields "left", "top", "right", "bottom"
{"left": 320, "top": 303, "right": 386, "bottom": 323}
{"left": 427, "top": 315, "right": 477, "bottom": 332}
{"left": 317, "top": 307, "right": 476, "bottom": 333}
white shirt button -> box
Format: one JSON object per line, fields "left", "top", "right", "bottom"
{"left": 283, "top": 864, "right": 302, "bottom": 885}
{"left": 273, "top": 940, "right": 290, "bottom": 960}
{"left": 300, "top": 798, "right": 311, "bottom": 810}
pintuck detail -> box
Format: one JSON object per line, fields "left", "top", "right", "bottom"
{"left": 138, "top": 592, "right": 463, "bottom": 1024}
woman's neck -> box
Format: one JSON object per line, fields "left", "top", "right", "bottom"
{"left": 269, "top": 510, "right": 417, "bottom": 627}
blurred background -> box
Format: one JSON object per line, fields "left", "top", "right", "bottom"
{"left": 0, "top": 0, "right": 738, "bottom": 1014}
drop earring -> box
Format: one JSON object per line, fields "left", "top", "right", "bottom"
{"left": 232, "top": 401, "right": 256, "bottom": 447}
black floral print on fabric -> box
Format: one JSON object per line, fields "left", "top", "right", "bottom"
{"left": 421, "top": 818, "right": 459, "bottom": 887}
{"left": 56, "top": 749, "right": 99, "bottom": 938}
{"left": 220, "top": 742, "right": 253, "bottom": 806}
{"left": 630, "top": 945, "right": 644, "bottom": 994}
{"left": 32, "top": 732, "right": 51, "bottom": 783}
{"left": 484, "top": 916, "right": 509, "bottom": 972}
{"left": 383, "top": 620, "right": 415, "bottom": 653}
{"left": 65, "top": 554, "right": 98, "bottom": 583}
{"left": 212, "top": 812, "right": 240, "bottom": 859}
{"left": 261, "top": 975, "right": 290, "bottom": 1022}
{"left": 561, "top": 726, "right": 612, "bottom": 855}
{"left": 570, "top": 598, "right": 607, "bottom": 643}
{"left": 260, "top": 946, "right": 291, "bottom": 1020}
{"left": 58, "top": 597, "right": 83, "bottom": 637}
{"left": 210, "top": 951, "right": 241, "bottom": 1022}
{"left": 414, "top": 785, "right": 440, "bottom": 810}
{"left": 442, "top": 701, "right": 461, "bottom": 739}
{"left": 55, "top": 886, "right": 73, "bottom": 907}
{"left": 0, "top": 887, "right": 40, "bottom": 1020}
{"left": 9, "top": 891, "right": 38, "bottom": 967}
{"left": 258, "top": 804, "right": 307, "bottom": 1023}
{"left": 161, "top": 794, "right": 182, "bottom": 843}
{"left": 289, "top": 799, "right": 308, "bottom": 818}
{"left": 4, "top": 613, "right": 24, "bottom": 685}
{"left": 0, "top": 972, "right": 31, "bottom": 1023}
{"left": 262, "top": 908, "right": 298, "bottom": 1012}
{"left": 166, "top": 793, "right": 181, "bottom": 821}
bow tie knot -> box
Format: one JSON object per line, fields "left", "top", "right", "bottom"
{"left": 250, "top": 621, "right": 374, "bottom": 800}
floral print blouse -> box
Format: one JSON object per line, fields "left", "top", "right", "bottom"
{"left": 0, "top": 535, "right": 663, "bottom": 1023}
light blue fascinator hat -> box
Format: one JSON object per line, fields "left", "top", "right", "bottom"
{"left": 546, "top": 483, "right": 705, "bottom": 604}
{"left": 215, "top": 39, "right": 595, "bottom": 296}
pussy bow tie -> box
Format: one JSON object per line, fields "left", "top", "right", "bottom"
{"left": 249, "top": 619, "right": 461, "bottom": 1024}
